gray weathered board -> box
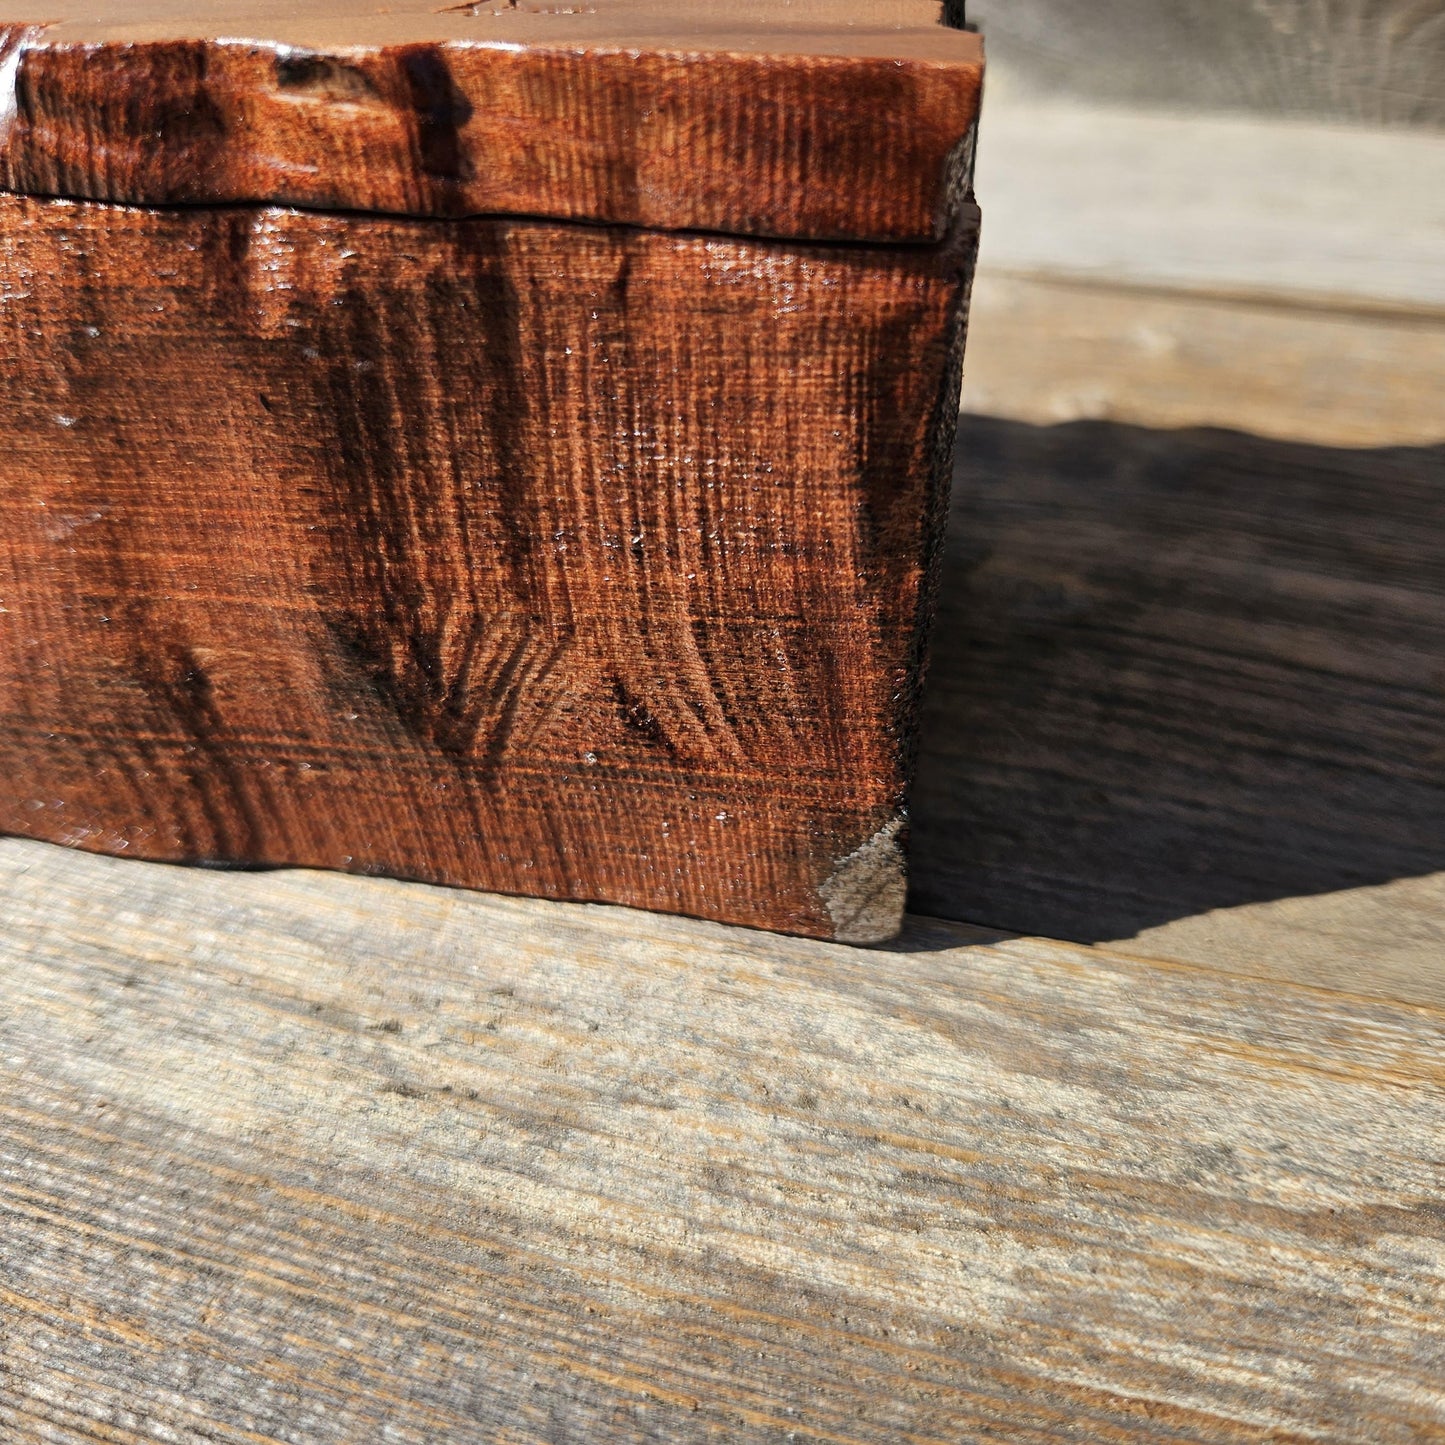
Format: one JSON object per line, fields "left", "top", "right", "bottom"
{"left": 2, "top": 837, "right": 1444, "bottom": 1443}
{"left": 930, "top": 95, "right": 1445, "bottom": 1008}
{"left": 910, "top": 413, "right": 1445, "bottom": 1010}
{"left": 970, "top": 0, "right": 1445, "bottom": 127}
{"left": 972, "top": 100, "right": 1445, "bottom": 311}
{"left": 962, "top": 271, "right": 1445, "bottom": 448}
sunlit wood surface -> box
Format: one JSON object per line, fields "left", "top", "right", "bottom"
{"left": 3, "top": 837, "right": 1443, "bottom": 1442}
{"left": 4, "top": 34, "right": 1443, "bottom": 1437}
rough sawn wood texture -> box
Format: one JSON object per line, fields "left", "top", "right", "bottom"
{"left": 0, "top": 1, "right": 984, "bottom": 940}
{"left": 0, "top": 1, "right": 984, "bottom": 242}
{"left": 2, "top": 837, "right": 1444, "bottom": 1443}
{"left": 0, "top": 191, "right": 978, "bottom": 941}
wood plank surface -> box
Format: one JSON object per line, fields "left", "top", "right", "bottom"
{"left": 0, "top": 192, "right": 976, "bottom": 943}
{"left": 973, "top": 97, "right": 1445, "bottom": 311}
{"left": 0, "top": 1, "right": 982, "bottom": 241}
{"left": 961, "top": 272, "right": 1445, "bottom": 448}
{"left": 2, "top": 835, "right": 1444, "bottom": 1443}
{"left": 928, "top": 90, "right": 1445, "bottom": 1001}
{"left": 1111, "top": 872, "right": 1445, "bottom": 1009}
{"left": 909, "top": 413, "right": 1445, "bottom": 1007}
{"left": 970, "top": 0, "right": 1445, "bottom": 128}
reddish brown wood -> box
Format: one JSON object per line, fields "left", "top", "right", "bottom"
{"left": 0, "top": 2, "right": 982, "bottom": 940}
{"left": 0, "top": 1, "right": 983, "bottom": 242}
{"left": 0, "top": 193, "right": 977, "bottom": 941}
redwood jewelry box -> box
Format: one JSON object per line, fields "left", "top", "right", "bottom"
{"left": 0, "top": 1, "right": 983, "bottom": 942}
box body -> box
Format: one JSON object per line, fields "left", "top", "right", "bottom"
{"left": 0, "top": 193, "right": 976, "bottom": 939}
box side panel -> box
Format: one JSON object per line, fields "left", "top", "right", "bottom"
{"left": 0, "top": 196, "right": 974, "bottom": 939}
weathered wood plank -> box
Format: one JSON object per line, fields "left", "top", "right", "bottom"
{"left": 910, "top": 414, "right": 1445, "bottom": 1007}
{"left": 1111, "top": 872, "right": 1445, "bottom": 1008}
{"left": 0, "top": 0, "right": 983, "bottom": 242}
{"left": 961, "top": 272, "right": 1445, "bottom": 448}
{"left": 1, "top": 836, "right": 1443, "bottom": 1442}
{"left": 971, "top": 0, "right": 1445, "bottom": 128}
{"left": 940, "top": 93, "right": 1445, "bottom": 998}
{"left": 973, "top": 97, "right": 1445, "bottom": 310}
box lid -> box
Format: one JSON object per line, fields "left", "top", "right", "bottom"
{"left": 0, "top": 1, "right": 982, "bottom": 243}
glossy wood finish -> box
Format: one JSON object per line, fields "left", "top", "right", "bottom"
{"left": 0, "top": 1, "right": 982, "bottom": 241}
{"left": 0, "top": 192, "right": 977, "bottom": 941}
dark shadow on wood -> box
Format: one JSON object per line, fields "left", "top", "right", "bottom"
{"left": 909, "top": 415, "right": 1445, "bottom": 942}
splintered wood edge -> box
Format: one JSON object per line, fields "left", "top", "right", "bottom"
{"left": 0, "top": 5, "right": 983, "bottom": 241}
{"left": 819, "top": 814, "right": 909, "bottom": 944}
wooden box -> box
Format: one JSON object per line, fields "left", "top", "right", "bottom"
{"left": 0, "top": 2, "right": 983, "bottom": 942}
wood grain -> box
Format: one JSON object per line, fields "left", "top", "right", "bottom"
{"left": 1, "top": 835, "right": 1443, "bottom": 1443}
{"left": 961, "top": 272, "right": 1445, "bottom": 448}
{"left": 973, "top": 97, "right": 1445, "bottom": 312}
{"left": 0, "top": 192, "right": 977, "bottom": 942}
{"left": 929, "top": 89, "right": 1445, "bottom": 1001}
{"left": 910, "top": 415, "right": 1445, "bottom": 984}
{"left": 939, "top": 273, "right": 1445, "bottom": 1007}
{"left": 1111, "top": 872, "right": 1445, "bottom": 1011}
{"left": 0, "top": 1, "right": 983, "bottom": 242}
{"left": 970, "top": 0, "right": 1445, "bottom": 128}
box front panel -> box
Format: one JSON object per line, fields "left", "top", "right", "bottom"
{"left": 0, "top": 194, "right": 973, "bottom": 938}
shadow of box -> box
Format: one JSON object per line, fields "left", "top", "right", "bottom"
{"left": 912, "top": 416, "right": 1445, "bottom": 941}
